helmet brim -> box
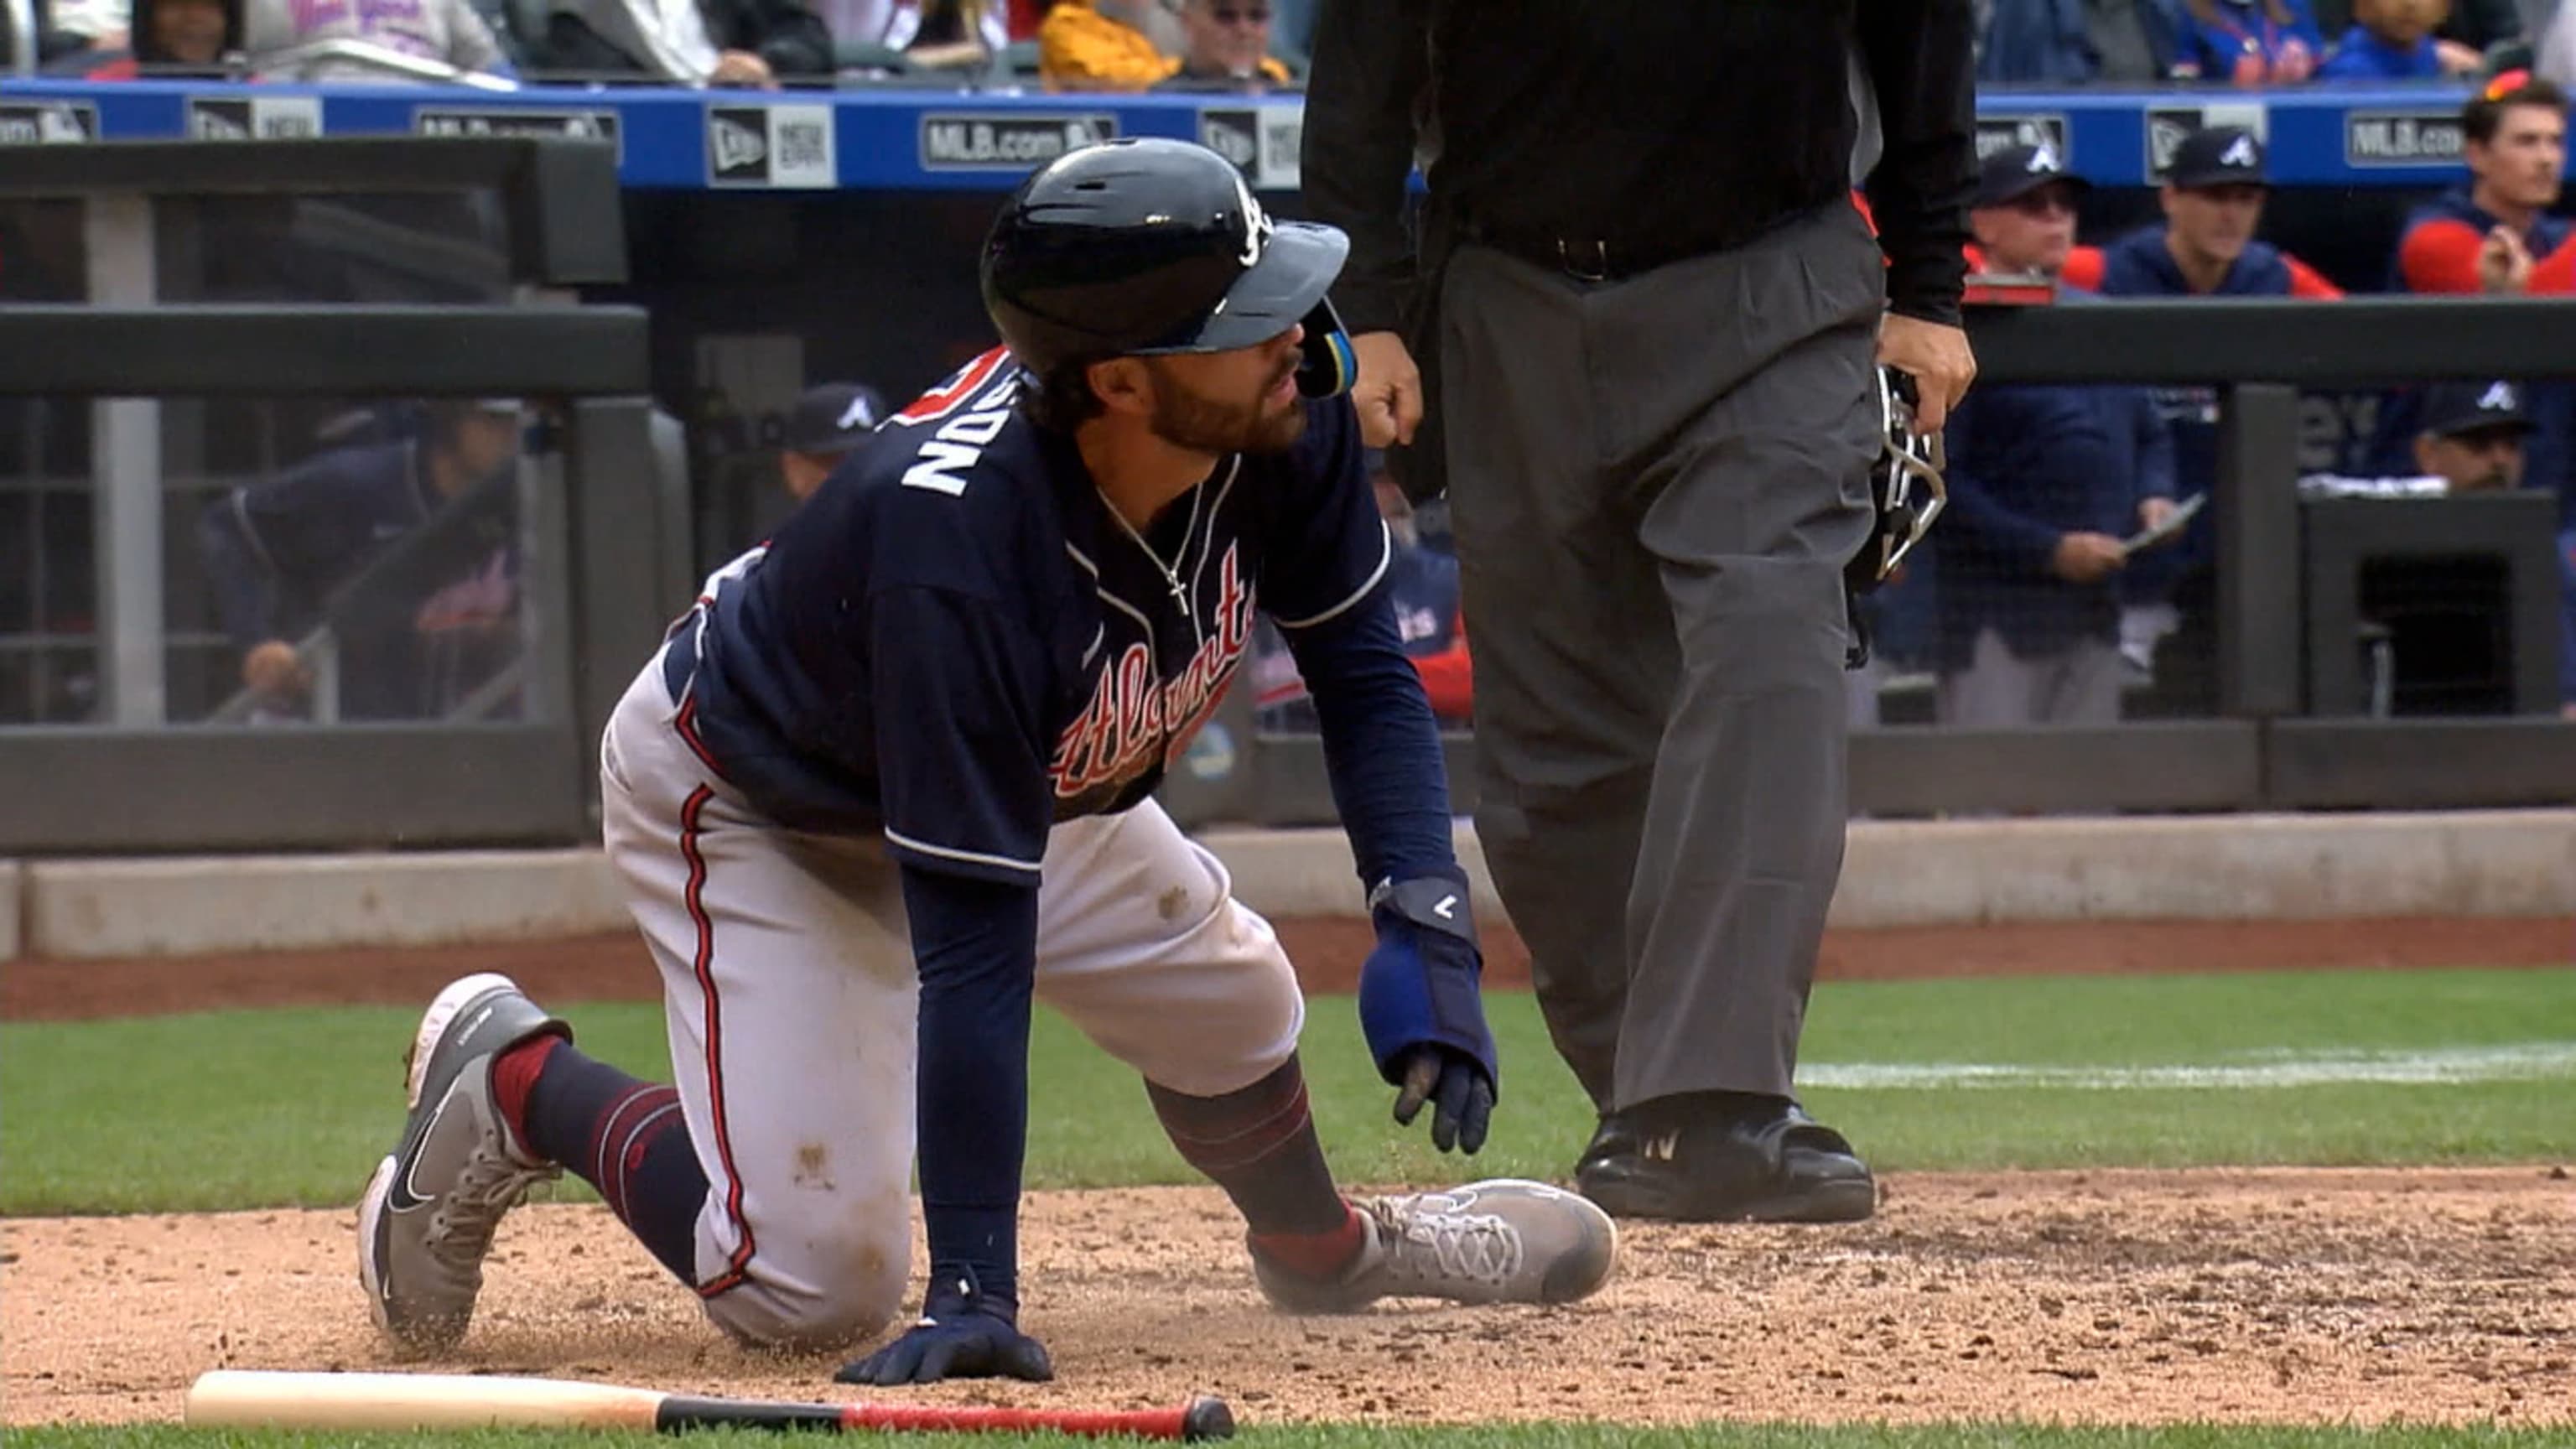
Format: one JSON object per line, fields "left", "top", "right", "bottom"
{"left": 1140, "top": 221, "right": 1349, "bottom": 355}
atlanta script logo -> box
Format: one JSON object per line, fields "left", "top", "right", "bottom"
{"left": 1051, "top": 545, "right": 1257, "bottom": 802}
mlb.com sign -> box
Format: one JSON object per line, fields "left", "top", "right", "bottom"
{"left": 2345, "top": 111, "right": 2465, "bottom": 166}
{"left": 919, "top": 113, "right": 1118, "bottom": 170}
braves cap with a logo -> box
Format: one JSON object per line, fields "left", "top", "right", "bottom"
{"left": 2419, "top": 379, "right": 2535, "bottom": 439}
{"left": 783, "top": 382, "right": 889, "bottom": 457}
{"left": 2167, "top": 127, "right": 2269, "bottom": 190}
{"left": 1973, "top": 142, "right": 2091, "bottom": 207}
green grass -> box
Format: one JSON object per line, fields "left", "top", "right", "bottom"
{"left": 3, "top": 969, "right": 2570, "bottom": 1216}
{"left": 7, "top": 1424, "right": 2570, "bottom": 1449}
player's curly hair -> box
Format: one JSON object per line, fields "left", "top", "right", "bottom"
{"left": 1021, "top": 358, "right": 1109, "bottom": 433}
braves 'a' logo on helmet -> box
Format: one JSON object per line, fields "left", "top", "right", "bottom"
{"left": 1230, "top": 169, "right": 1275, "bottom": 269}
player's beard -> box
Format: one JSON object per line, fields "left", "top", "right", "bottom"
{"left": 1145, "top": 360, "right": 1306, "bottom": 454}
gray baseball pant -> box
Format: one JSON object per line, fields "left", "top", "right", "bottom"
{"left": 1437, "top": 201, "right": 1882, "bottom": 1114}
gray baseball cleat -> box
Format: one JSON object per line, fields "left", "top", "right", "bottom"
{"left": 356, "top": 972, "right": 568, "bottom": 1352}
{"left": 1253, "top": 1178, "right": 1618, "bottom": 1313}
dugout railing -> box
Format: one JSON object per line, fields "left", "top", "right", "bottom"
{"left": 1172, "top": 297, "right": 2576, "bottom": 830}
{"left": 0, "top": 137, "right": 673, "bottom": 853}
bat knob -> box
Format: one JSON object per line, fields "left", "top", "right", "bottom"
{"left": 1180, "top": 1394, "right": 1234, "bottom": 1441}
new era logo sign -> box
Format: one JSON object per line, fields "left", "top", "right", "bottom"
{"left": 709, "top": 111, "right": 767, "bottom": 178}
{"left": 188, "top": 96, "right": 322, "bottom": 141}
{"left": 1199, "top": 108, "right": 1257, "bottom": 168}
{"left": 708, "top": 104, "right": 834, "bottom": 188}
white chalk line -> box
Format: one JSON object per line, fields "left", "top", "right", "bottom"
{"left": 1800, "top": 1042, "right": 2576, "bottom": 1090}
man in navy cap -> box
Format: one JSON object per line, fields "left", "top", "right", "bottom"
{"left": 778, "top": 382, "right": 889, "bottom": 503}
{"left": 2100, "top": 127, "right": 2344, "bottom": 300}
{"left": 2094, "top": 126, "right": 2342, "bottom": 703}
{"left": 2409, "top": 379, "right": 2537, "bottom": 493}
{"left": 1965, "top": 142, "right": 2092, "bottom": 285}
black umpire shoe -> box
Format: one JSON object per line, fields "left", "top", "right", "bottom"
{"left": 1574, "top": 1092, "right": 1877, "bottom": 1224}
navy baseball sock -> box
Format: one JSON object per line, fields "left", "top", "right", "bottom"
{"left": 1147, "top": 1055, "right": 1359, "bottom": 1271}
{"left": 498, "top": 1037, "right": 707, "bottom": 1283}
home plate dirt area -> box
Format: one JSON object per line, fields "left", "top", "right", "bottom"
{"left": 6, "top": 915, "right": 2572, "bottom": 1428}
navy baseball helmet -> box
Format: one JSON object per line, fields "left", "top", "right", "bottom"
{"left": 980, "top": 138, "right": 1356, "bottom": 397}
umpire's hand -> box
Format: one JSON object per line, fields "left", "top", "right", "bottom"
{"left": 1877, "top": 314, "right": 1976, "bottom": 433}
{"left": 1349, "top": 331, "right": 1424, "bottom": 449}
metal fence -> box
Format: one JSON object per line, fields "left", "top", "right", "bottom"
{"left": 1176, "top": 298, "right": 2576, "bottom": 828}
{"left": 3, "top": 138, "right": 2572, "bottom": 850}
{"left": 0, "top": 138, "right": 672, "bottom": 852}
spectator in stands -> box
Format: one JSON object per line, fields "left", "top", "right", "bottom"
{"left": 59, "top": 0, "right": 234, "bottom": 74}
{"left": 818, "top": 0, "right": 1008, "bottom": 66}
{"left": 1040, "top": 0, "right": 1281, "bottom": 90}
{"left": 2545, "top": 0, "right": 2575, "bottom": 86}
{"left": 2314, "top": 0, "right": 2525, "bottom": 49}
{"left": 778, "top": 382, "right": 886, "bottom": 504}
{"left": 2318, "top": 0, "right": 2487, "bottom": 76}
{"left": 1253, "top": 452, "right": 1470, "bottom": 731}
{"left": 1037, "top": 0, "right": 1178, "bottom": 89}
{"left": 1152, "top": 0, "right": 1292, "bottom": 90}
{"left": 44, "top": 0, "right": 131, "bottom": 55}
{"left": 533, "top": 0, "right": 830, "bottom": 85}
{"left": 200, "top": 401, "right": 524, "bottom": 723}
{"left": 2173, "top": 0, "right": 2324, "bottom": 83}
{"left": 242, "top": 0, "right": 516, "bottom": 77}
{"left": 1934, "top": 384, "right": 2177, "bottom": 726}
{"left": 1979, "top": 0, "right": 2186, "bottom": 84}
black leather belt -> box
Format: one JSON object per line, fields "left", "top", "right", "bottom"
{"left": 1458, "top": 218, "right": 1716, "bottom": 283}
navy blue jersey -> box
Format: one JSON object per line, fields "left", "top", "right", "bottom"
{"left": 671, "top": 346, "right": 1393, "bottom": 882}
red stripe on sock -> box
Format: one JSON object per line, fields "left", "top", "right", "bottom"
{"left": 1164, "top": 1078, "right": 1316, "bottom": 1173}
{"left": 589, "top": 1085, "right": 674, "bottom": 1223}
{"left": 1249, "top": 1204, "right": 1365, "bottom": 1280}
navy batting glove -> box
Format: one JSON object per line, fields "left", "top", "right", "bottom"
{"left": 834, "top": 1274, "right": 1052, "bottom": 1387}
{"left": 1360, "top": 869, "right": 1500, "bottom": 1155}
{"left": 1392, "top": 1044, "right": 1495, "bottom": 1155}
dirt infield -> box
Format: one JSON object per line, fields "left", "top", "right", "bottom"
{"left": 5, "top": 913, "right": 2572, "bottom": 1429}
{"left": 8, "top": 1171, "right": 2573, "bottom": 1428}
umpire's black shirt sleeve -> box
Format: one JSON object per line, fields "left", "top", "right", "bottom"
{"left": 1298, "top": 0, "right": 1430, "bottom": 335}
{"left": 1858, "top": 0, "right": 1978, "bottom": 326}
{"left": 1301, "top": 1, "right": 1976, "bottom": 331}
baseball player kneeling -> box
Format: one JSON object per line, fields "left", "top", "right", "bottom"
{"left": 355, "top": 137, "right": 1617, "bottom": 1385}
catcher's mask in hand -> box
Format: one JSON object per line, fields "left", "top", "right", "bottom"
{"left": 1847, "top": 364, "right": 1948, "bottom": 595}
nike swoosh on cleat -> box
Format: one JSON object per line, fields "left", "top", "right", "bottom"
{"left": 382, "top": 1093, "right": 455, "bottom": 1213}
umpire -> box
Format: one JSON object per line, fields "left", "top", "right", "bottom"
{"left": 1301, "top": 3, "right": 1977, "bottom": 1223}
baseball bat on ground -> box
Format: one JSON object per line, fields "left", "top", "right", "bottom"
{"left": 184, "top": 1370, "right": 1235, "bottom": 1441}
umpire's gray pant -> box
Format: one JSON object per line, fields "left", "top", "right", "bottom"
{"left": 1439, "top": 202, "right": 1882, "bottom": 1114}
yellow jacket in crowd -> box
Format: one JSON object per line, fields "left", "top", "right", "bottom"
{"left": 1038, "top": 0, "right": 1291, "bottom": 91}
